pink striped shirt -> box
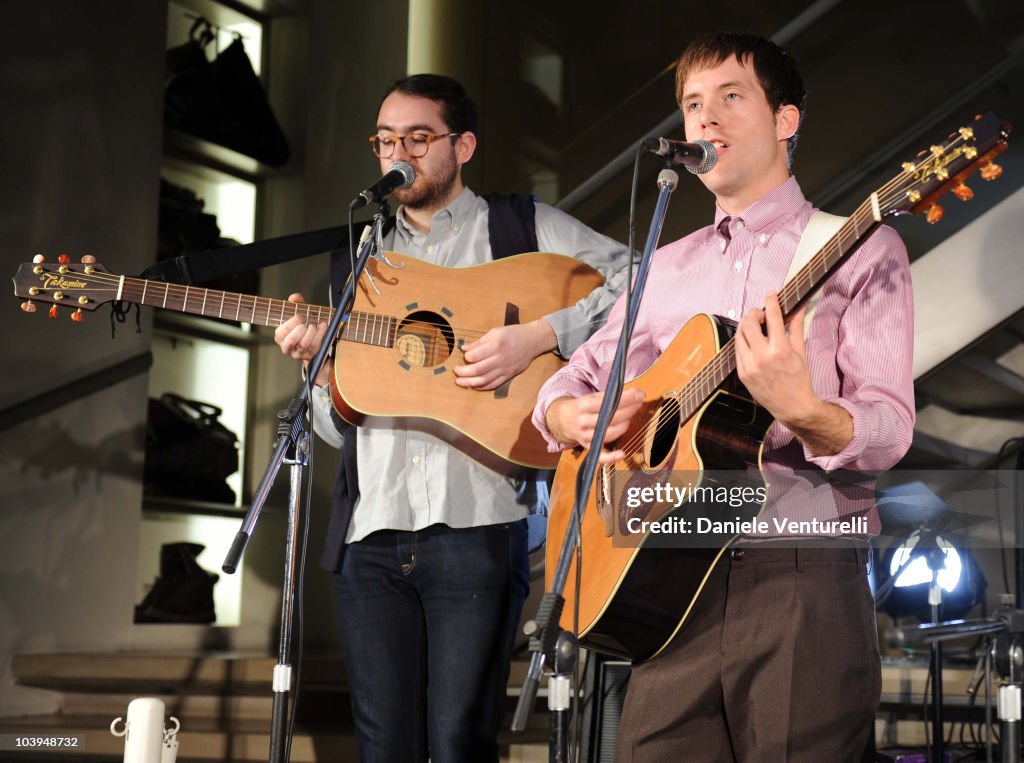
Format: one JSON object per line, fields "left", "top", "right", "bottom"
{"left": 533, "top": 177, "right": 916, "bottom": 535}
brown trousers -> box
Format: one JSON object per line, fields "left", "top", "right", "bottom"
{"left": 614, "top": 544, "right": 880, "bottom": 763}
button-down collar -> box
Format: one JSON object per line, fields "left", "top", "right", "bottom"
{"left": 711, "top": 176, "right": 805, "bottom": 250}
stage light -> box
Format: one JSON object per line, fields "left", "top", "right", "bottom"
{"left": 888, "top": 531, "right": 963, "bottom": 592}
{"left": 874, "top": 482, "right": 987, "bottom": 622}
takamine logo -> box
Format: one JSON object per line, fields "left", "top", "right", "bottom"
{"left": 41, "top": 274, "right": 87, "bottom": 289}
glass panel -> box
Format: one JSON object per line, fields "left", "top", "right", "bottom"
{"left": 137, "top": 512, "right": 243, "bottom": 626}
{"left": 148, "top": 330, "right": 250, "bottom": 506}
{"left": 167, "top": 0, "right": 263, "bottom": 75}
{"left": 162, "top": 161, "right": 257, "bottom": 245}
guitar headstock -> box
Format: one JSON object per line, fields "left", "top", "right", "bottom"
{"left": 13, "top": 254, "right": 116, "bottom": 321}
{"left": 882, "top": 111, "right": 1011, "bottom": 223}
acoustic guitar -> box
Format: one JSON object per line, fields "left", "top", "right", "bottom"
{"left": 546, "top": 112, "right": 1011, "bottom": 662}
{"left": 13, "top": 251, "right": 603, "bottom": 471}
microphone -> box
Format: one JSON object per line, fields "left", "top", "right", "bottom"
{"left": 642, "top": 138, "right": 717, "bottom": 175}
{"left": 350, "top": 160, "right": 416, "bottom": 210}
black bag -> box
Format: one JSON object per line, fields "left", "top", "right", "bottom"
{"left": 135, "top": 542, "right": 218, "bottom": 624}
{"left": 144, "top": 393, "right": 239, "bottom": 504}
{"left": 164, "top": 17, "right": 290, "bottom": 166}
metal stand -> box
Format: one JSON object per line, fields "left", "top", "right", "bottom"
{"left": 890, "top": 606, "right": 1024, "bottom": 763}
{"left": 220, "top": 202, "right": 392, "bottom": 763}
{"left": 511, "top": 165, "right": 680, "bottom": 754}
{"left": 547, "top": 632, "right": 578, "bottom": 763}
{"left": 875, "top": 523, "right": 954, "bottom": 763}
{"left": 924, "top": 542, "right": 947, "bottom": 763}
{"left": 268, "top": 431, "right": 307, "bottom": 762}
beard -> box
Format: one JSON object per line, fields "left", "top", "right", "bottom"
{"left": 393, "top": 152, "right": 460, "bottom": 211}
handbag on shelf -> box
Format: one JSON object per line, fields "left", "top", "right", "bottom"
{"left": 164, "top": 16, "right": 290, "bottom": 167}
{"left": 144, "top": 392, "right": 239, "bottom": 504}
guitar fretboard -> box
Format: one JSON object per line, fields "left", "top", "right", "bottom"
{"left": 118, "top": 277, "right": 397, "bottom": 348}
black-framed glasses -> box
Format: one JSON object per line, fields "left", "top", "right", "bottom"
{"left": 369, "top": 132, "right": 460, "bottom": 159}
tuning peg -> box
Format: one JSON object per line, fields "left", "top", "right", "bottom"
{"left": 71, "top": 309, "right": 85, "bottom": 323}
{"left": 81, "top": 254, "right": 96, "bottom": 265}
{"left": 20, "top": 301, "right": 36, "bottom": 313}
{"left": 953, "top": 183, "right": 974, "bottom": 201}
{"left": 48, "top": 305, "right": 58, "bottom": 319}
{"left": 32, "top": 254, "right": 45, "bottom": 264}
{"left": 981, "top": 162, "right": 1003, "bottom": 181}
{"left": 57, "top": 253, "right": 70, "bottom": 265}
{"left": 926, "top": 204, "right": 944, "bottom": 224}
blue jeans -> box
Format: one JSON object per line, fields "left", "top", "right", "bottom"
{"left": 332, "top": 520, "right": 530, "bottom": 763}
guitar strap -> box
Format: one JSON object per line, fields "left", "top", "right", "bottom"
{"left": 784, "top": 210, "right": 847, "bottom": 336}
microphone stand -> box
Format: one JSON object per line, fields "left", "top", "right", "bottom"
{"left": 511, "top": 165, "right": 680, "bottom": 760}
{"left": 221, "top": 201, "right": 392, "bottom": 763}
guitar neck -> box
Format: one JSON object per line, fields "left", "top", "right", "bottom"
{"left": 117, "top": 276, "right": 397, "bottom": 348}
{"left": 677, "top": 197, "right": 881, "bottom": 415}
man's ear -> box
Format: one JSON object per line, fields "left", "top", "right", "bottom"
{"left": 455, "top": 131, "right": 477, "bottom": 165}
{"left": 777, "top": 103, "right": 800, "bottom": 142}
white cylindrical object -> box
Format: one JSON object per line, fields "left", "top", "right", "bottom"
{"left": 124, "top": 698, "right": 165, "bottom": 763}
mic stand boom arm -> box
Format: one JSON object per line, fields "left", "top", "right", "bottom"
{"left": 511, "top": 167, "right": 680, "bottom": 752}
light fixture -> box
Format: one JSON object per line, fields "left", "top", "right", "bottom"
{"left": 873, "top": 481, "right": 986, "bottom": 622}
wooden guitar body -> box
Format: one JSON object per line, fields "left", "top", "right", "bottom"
{"left": 544, "top": 313, "right": 774, "bottom": 661}
{"left": 329, "top": 252, "right": 604, "bottom": 472}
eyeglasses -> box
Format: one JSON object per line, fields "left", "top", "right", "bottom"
{"left": 369, "top": 132, "right": 460, "bottom": 159}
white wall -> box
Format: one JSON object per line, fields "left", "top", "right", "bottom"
{"left": 0, "top": 2, "right": 166, "bottom": 715}
{"left": 0, "top": 0, "right": 415, "bottom": 717}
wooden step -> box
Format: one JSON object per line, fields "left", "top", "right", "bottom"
{"left": 11, "top": 652, "right": 346, "bottom": 694}
{"left": 1, "top": 652, "right": 550, "bottom": 762}
{"left": 0, "top": 714, "right": 358, "bottom": 762}
{"left": 0, "top": 713, "right": 548, "bottom": 762}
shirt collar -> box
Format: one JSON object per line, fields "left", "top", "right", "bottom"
{"left": 396, "top": 186, "right": 477, "bottom": 238}
{"left": 712, "top": 176, "right": 805, "bottom": 233}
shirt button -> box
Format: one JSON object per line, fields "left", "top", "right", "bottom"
{"left": 758, "top": 234, "right": 768, "bottom": 245}
{"left": 426, "top": 245, "right": 436, "bottom": 254}
{"left": 412, "top": 456, "right": 421, "bottom": 464}
{"left": 719, "top": 239, "right": 727, "bottom": 252}
{"left": 727, "top": 309, "right": 737, "bottom": 319}
{"left": 730, "top": 548, "right": 745, "bottom": 561}
{"left": 734, "top": 261, "right": 744, "bottom": 271}
{"left": 736, "top": 220, "right": 745, "bottom": 230}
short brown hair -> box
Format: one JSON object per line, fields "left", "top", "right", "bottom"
{"left": 675, "top": 32, "right": 806, "bottom": 162}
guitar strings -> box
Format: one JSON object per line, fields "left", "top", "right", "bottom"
{"left": 34, "top": 269, "right": 504, "bottom": 343}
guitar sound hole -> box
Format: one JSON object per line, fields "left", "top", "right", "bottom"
{"left": 646, "top": 400, "right": 680, "bottom": 468}
{"left": 396, "top": 310, "right": 455, "bottom": 368}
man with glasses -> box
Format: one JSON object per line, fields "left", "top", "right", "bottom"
{"left": 274, "top": 74, "right": 630, "bottom": 762}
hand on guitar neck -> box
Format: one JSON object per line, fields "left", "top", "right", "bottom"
{"left": 735, "top": 293, "right": 852, "bottom": 457}
{"left": 453, "top": 318, "right": 558, "bottom": 391}
{"left": 274, "top": 293, "right": 333, "bottom": 387}
{"left": 544, "top": 388, "right": 647, "bottom": 463}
